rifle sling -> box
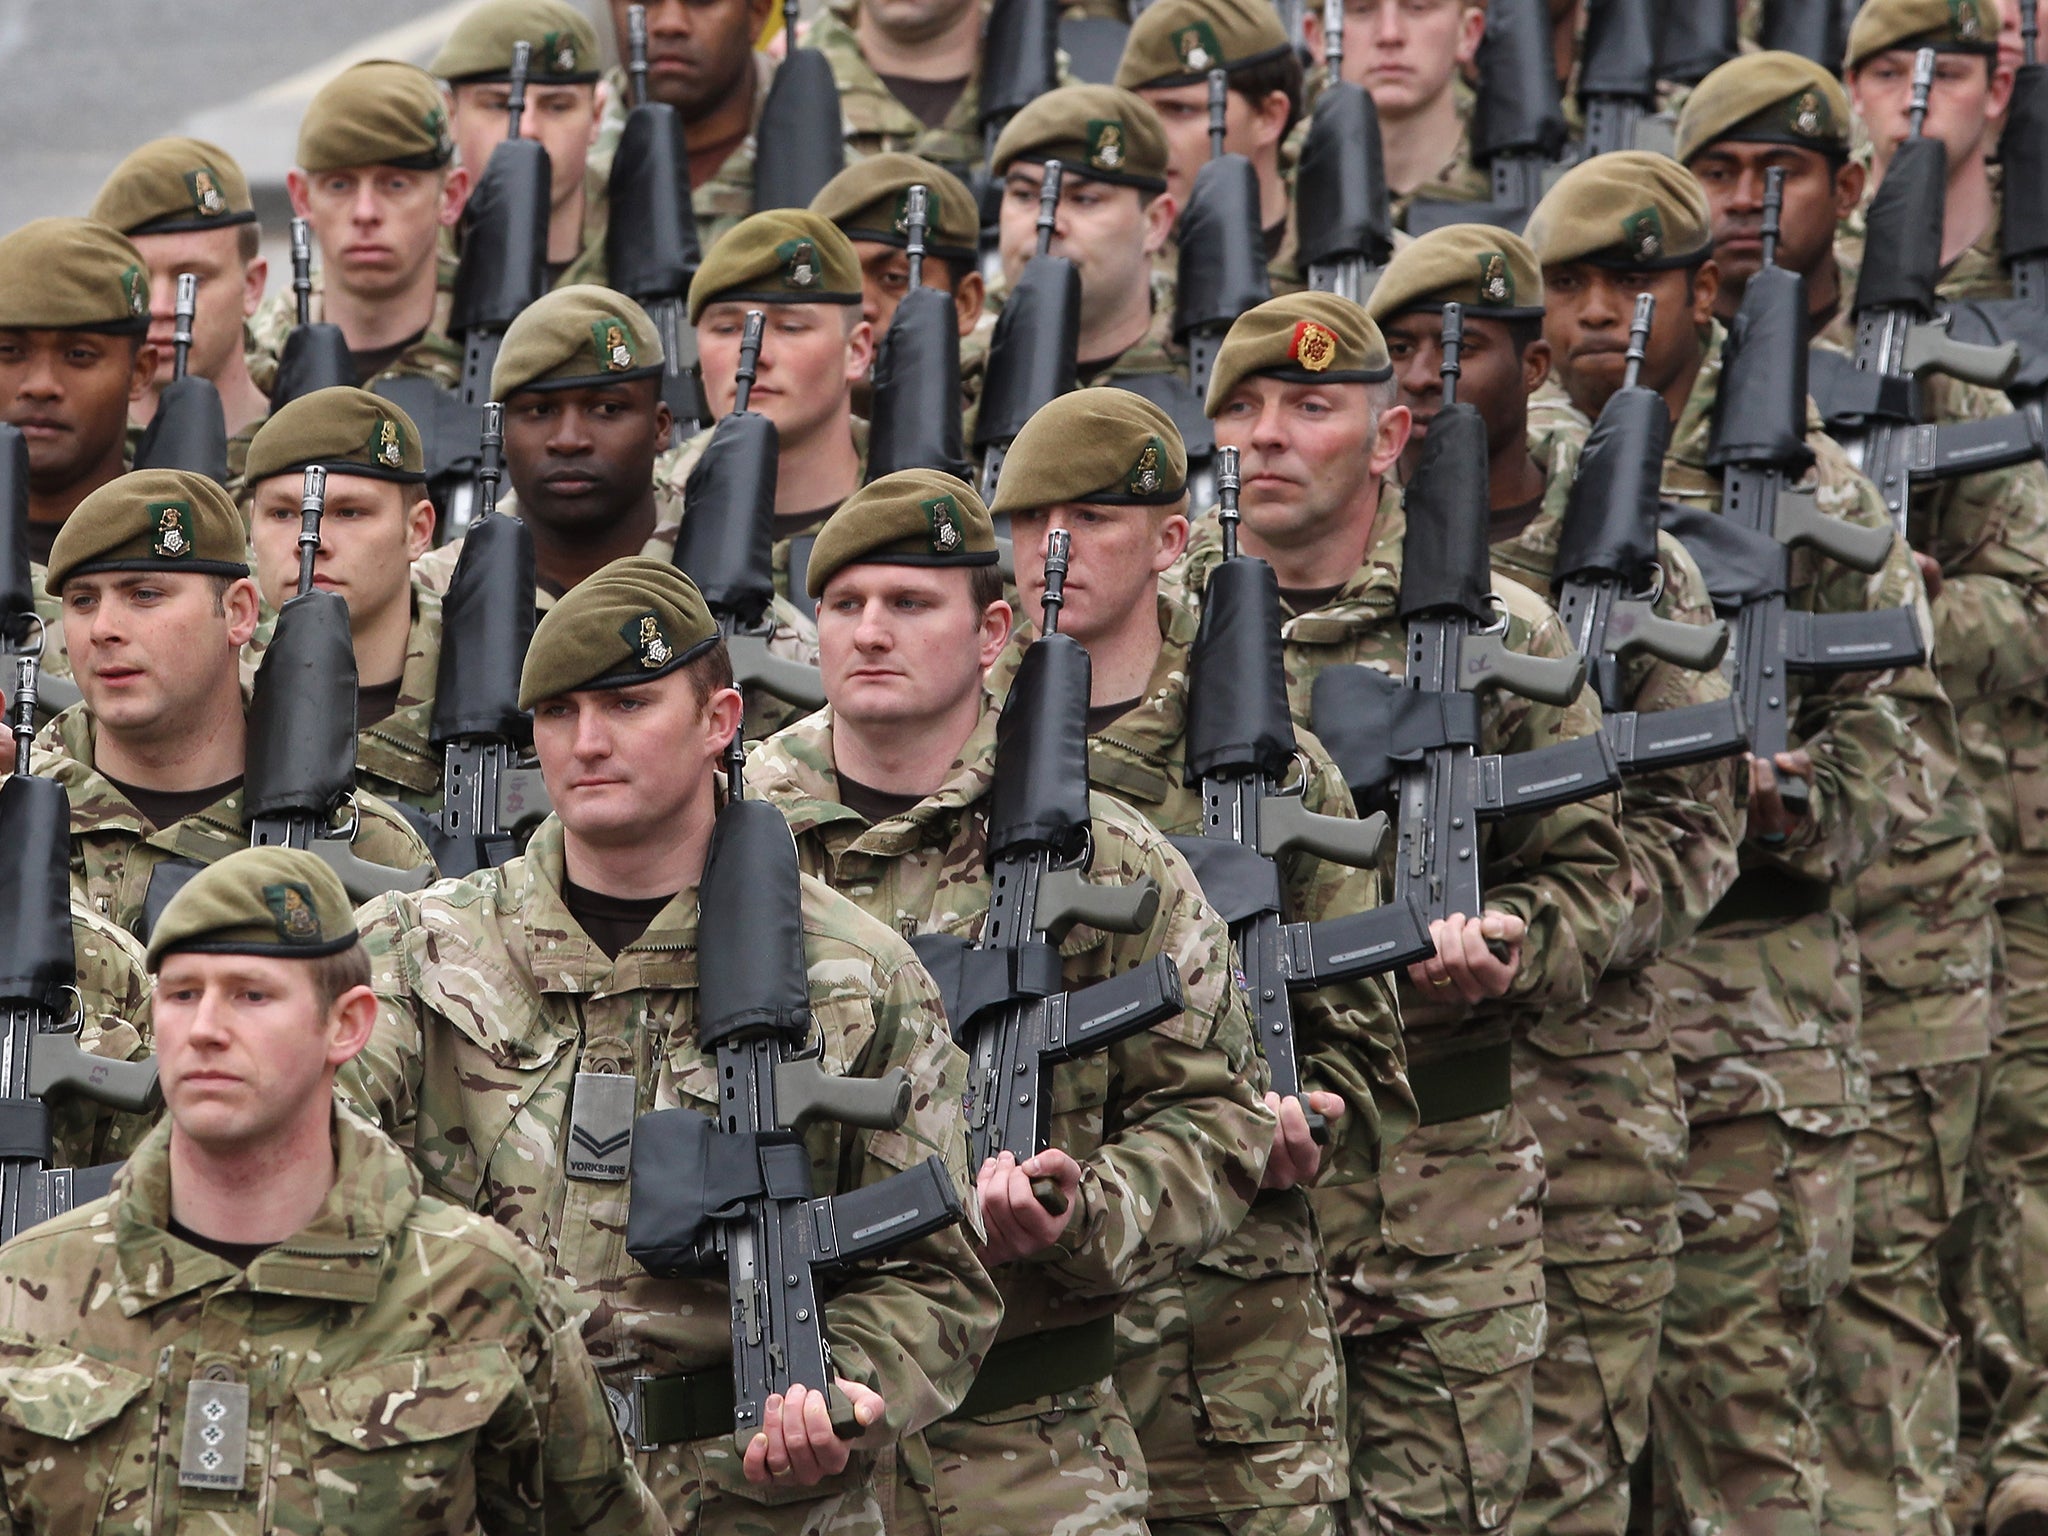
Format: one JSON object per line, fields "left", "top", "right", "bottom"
{"left": 950, "top": 1315, "right": 1118, "bottom": 1419}
{"left": 1702, "top": 869, "right": 1831, "bottom": 930}
{"left": 1406, "top": 1037, "right": 1512, "bottom": 1126}
{"left": 0, "top": 1099, "right": 51, "bottom": 1160}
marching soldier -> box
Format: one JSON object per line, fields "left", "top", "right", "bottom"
{"left": 341, "top": 557, "right": 998, "bottom": 1533}
{"left": 747, "top": 470, "right": 1274, "bottom": 1536}
{"left": 1194, "top": 290, "right": 1633, "bottom": 1536}
{"left": 245, "top": 61, "right": 468, "bottom": 397}
{"left": 0, "top": 845, "right": 668, "bottom": 1536}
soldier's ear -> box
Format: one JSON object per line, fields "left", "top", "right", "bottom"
{"left": 325, "top": 982, "right": 378, "bottom": 1068}
{"left": 953, "top": 271, "right": 985, "bottom": 337}
{"left": 128, "top": 340, "right": 159, "bottom": 400}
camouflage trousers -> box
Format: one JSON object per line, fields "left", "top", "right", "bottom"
{"left": 644, "top": 1444, "right": 897, "bottom": 1536}
{"left": 1338, "top": 1301, "right": 1548, "bottom": 1536}
{"left": 1651, "top": 1109, "right": 1858, "bottom": 1536}
{"left": 918, "top": 1375, "right": 1151, "bottom": 1536}
{"left": 1151, "top": 1507, "right": 1337, "bottom": 1535}
{"left": 1813, "top": 1060, "right": 1983, "bottom": 1536}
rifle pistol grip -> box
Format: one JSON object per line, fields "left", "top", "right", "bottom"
{"left": 1037, "top": 868, "right": 1160, "bottom": 940}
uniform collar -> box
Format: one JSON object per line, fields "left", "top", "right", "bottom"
{"left": 37, "top": 704, "right": 248, "bottom": 843}
{"left": 355, "top": 585, "right": 445, "bottom": 792}
{"left": 508, "top": 817, "right": 704, "bottom": 995}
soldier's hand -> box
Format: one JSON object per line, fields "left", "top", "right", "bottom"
{"left": 1914, "top": 551, "right": 1944, "bottom": 601}
{"left": 977, "top": 1149, "right": 1080, "bottom": 1263}
{"left": 1261, "top": 1091, "right": 1344, "bottom": 1189}
{"left": 1409, "top": 911, "right": 1525, "bottom": 1003}
{"left": 743, "top": 1379, "right": 882, "bottom": 1486}
{"left": 1747, "top": 750, "right": 1814, "bottom": 842}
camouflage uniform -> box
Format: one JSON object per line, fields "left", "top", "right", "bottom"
{"left": 591, "top": 55, "right": 776, "bottom": 254}
{"left": 244, "top": 252, "right": 463, "bottom": 400}
{"left": 28, "top": 703, "right": 435, "bottom": 941}
{"left": 813, "top": 0, "right": 984, "bottom": 175}
{"left": 1484, "top": 423, "right": 1745, "bottom": 1536}
{"left": 1082, "top": 270, "right": 1189, "bottom": 388}
{"left": 0, "top": 1104, "right": 667, "bottom": 1536}
{"left": 746, "top": 703, "right": 1275, "bottom": 1536}
{"left": 341, "top": 816, "right": 1000, "bottom": 1535}
{"left": 1388, "top": 78, "right": 1487, "bottom": 228}
{"left": 1178, "top": 489, "right": 1635, "bottom": 1536}
{"left": 47, "top": 905, "right": 160, "bottom": 1175}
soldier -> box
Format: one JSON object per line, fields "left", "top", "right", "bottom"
{"left": 747, "top": 470, "right": 1273, "bottom": 1536}
{"left": 1842, "top": 0, "right": 2013, "bottom": 300}
{"left": 29, "top": 468, "right": 432, "bottom": 938}
{"left": 245, "top": 61, "right": 468, "bottom": 397}
{"left": 244, "top": 388, "right": 444, "bottom": 815}
{"left": 809, "top": 154, "right": 987, "bottom": 356}
{"left": 340, "top": 557, "right": 998, "bottom": 1533}
{"left": 992, "top": 389, "right": 1408, "bottom": 1535}
{"left": 0, "top": 844, "right": 668, "bottom": 1535}
{"left": 990, "top": 86, "right": 1184, "bottom": 387}
{"left": 1370, "top": 226, "right": 1743, "bottom": 1536}
{"left": 1194, "top": 290, "right": 1633, "bottom": 1536}
{"left": 811, "top": 0, "right": 985, "bottom": 170}
{"left": 1526, "top": 152, "right": 1949, "bottom": 1536}
{"left": 1679, "top": 60, "right": 2048, "bottom": 1532}
{"left": 433, "top": 0, "right": 611, "bottom": 290}
{"left": 1116, "top": 0, "right": 1303, "bottom": 262}
{"left": 0, "top": 219, "right": 154, "bottom": 566}
{"left": 592, "top": 0, "right": 777, "bottom": 251}
{"left": 89, "top": 138, "right": 272, "bottom": 469}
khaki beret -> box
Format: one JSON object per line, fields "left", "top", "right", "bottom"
{"left": 1525, "top": 151, "right": 1713, "bottom": 271}
{"left": 1675, "top": 53, "right": 1853, "bottom": 164}
{"left": 492, "top": 285, "right": 665, "bottom": 398}
{"left": 0, "top": 219, "right": 150, "bottom": 334}
{"left": 431, "top": 0, "right": 601, "bottom": 83}
{"left": 688, "top": 210, "right": 862, "bottom": 324}
{"left": 246, "top": 387, "right": 427, "bottom": 488}
{"left": 1846, "top": 0, "right": 1997, "bottom": 69}
{"left": 1116, "top": 0, "right": 1292, "bottom": 90}
{"left": 146, "top": 846, "right": 360, "bottom": 970}
{"left": 91, "top": 138, "right": 256, "bottom": 238}
{"left": 45, "top": 469, "right": 252, "bottom": 593}
{"left": 993, "top": 388, "right": 1188, "bottom": 513}
{"left": 1203, "top": 291, "right": 1392, "bottom": 416}
{"left": 990, "top": 85, "right": 1170, "bottom": 193}
{"left": 520, "top": 557, "right": 722, "bottom": 708}
{"left": 1367, "top": 226, "right": 1545, "bottom": 323}
{"left": 807, "top": 470, "right": 1000, "bottom": 598}
{"left": 810, "top": 154, "right": 981, "bottom": 271}
{"left": 298, "top": 60, "right": 455, "bottom": 174}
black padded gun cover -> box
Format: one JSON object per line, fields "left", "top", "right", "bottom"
{"left": 1397, "top": 402, "right": 1495, "bottom": 620}
{"left": 974, "top": 256, "right": 1080, "bottom": 447}
{"left": 450, "top": 138, "right": 551, "bottom": 336}
{"left": 1311, "top": 664, "right": 1482, "bottom": 801}
{"left": 1174, "top": 156, "right": 1272, "bottom": 339}
{"left": 1294, "top": 83, "right": 1394, "bottom": 268}
{"left": 1759, "top": 0, "right": 1851, "bottom": 70}
{"left": 2005, "top": 63, "right": 2048, "bottom": 261}
{"left": 988, "top": 632, "right": 1094, "bottom": 862}
{"left": 607, "top": 102, "right": 703, "bottom": 299}
{"left": 0, "top": 775, "right": 75, "bottom": 1010}
{"left": 1554, "top": 386, "right": 1669, "bottom": 582}
{"left": 1706, "top": 264, "right": 1815, "bottom": 472}
{"left": 1472, "top": 0, "right": 1569, "bottom": 161}
{"left": 868, "top": 286, "right": 969, "bottom": 480}
{"left": 677, "top": 411, "right": 779, "bottom": 623}
{"left": 624, "top": 1109, "right": 767, "bottom": 1273}
{"left": 243, "top": 589, "right": 358, "bottom": 820}
{"left": 1659, "top": 503, "right": 1789, "bottom": 605}
{"left": 980, "top": 0, "right": 1061, "bottom": 128}
{"left": 1856, "top": 136, "right": 1946, "bottom": 317}
{"left": 270, "top": 322, "right": 355, "bottom": 408}
{"left": 132, "top": 376, "right": 229, "bottom": 485}
{"left": 1580, "top": 0, "right": 1657, "bottom": 102}
{"left": 0, "top": 426, "right": 30, "bottom": 643}
{"left": 1654, "top": 0, "right": 1738, "bottom": 83}
{"left": 430, "top": 511, "right": 537, "bottom": 748}
{"left": 697, "top": 797, "right": 814, "bottom": 1049}
{"left": 754, "top": 50, "right": 845, "bottom": 210}
{"left": 1185, "top": 556, "right": 1297, "bottom": 780}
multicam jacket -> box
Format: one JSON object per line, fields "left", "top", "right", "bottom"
{"left": 341, "top": 818, "right": 999, "bottom": 1527}
{"left": 48, "top": 906, "right": 160, "bottom": 1175}
{"left": 0, "top": 1106, "right": 667, "bottom": 1536}
{"left": 813, "top": 0, "right": 984, "bottom": 175}
{"left": 593, "top": 53, "right": 777, "bottom": 255}
{"left": 244, "top": 253, "right": 463, "bottom": 400}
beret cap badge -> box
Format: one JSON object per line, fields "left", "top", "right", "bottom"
{"left": 187, "top": 168, "right": 227, "bottom": 217}
{"left": 625, "top": 612, "right": 675, "bottom": 669}
{"left": 1127, "top": 438, "right": 1167, "bottom": 495}
{"left": 150, "top": 502, "right": 194, "bottom": 559}
{"left": 1623, "top": 206, "right": 1665, "bottom": 263}
{"left": 1478, "top": 253, "right": 1512, "bottom": 305}
{"left": 779, "top": 238, "right": 819, "bottom": 288}
{"left": 375, "top": 418, "right": 405, "bottom": 467}
{"left": 264, "top": 882, "right": 324, "bottom": 944}
{"left": 1792, "top": 91, "right": 1824, "bottom": 136}
{"left": 1088, "top": 120, "right": 1126, "bottom": 170}
{"left": 1290, "top": 319, "right": 1339, "bottom": 371}
{"left": 1176, "top": 22, "right": 1220, "bottom": 70}
{"left": 594, "top": 318, "right": 636, "bottom": 371}
{"left": 924, "top": 495, "right": 964, "bottom": 553}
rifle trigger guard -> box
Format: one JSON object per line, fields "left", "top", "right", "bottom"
{"left": 330, "top": 792, "right": 362, "bottom": 844}
{"left": 1477, "top": 593, "right": 1512, "bottom": 637}
{"left": 1632, "top": 562, "right": 1666, "bottom": 608}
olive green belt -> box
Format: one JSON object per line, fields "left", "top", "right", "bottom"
{"left": 950, "top": 1315, "right": 1118, "bottom": 1420}
{"left": 1703, "top": 870, "right": 1832, "bottom": 930}
{"left": 628, "top": 1368, "right": 736, "bottom": 1449}
{"left": 1407, "top": 1037, "right": 1514, "bottom": 1126}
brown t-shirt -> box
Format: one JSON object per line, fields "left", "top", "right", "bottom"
{"left": 877, "top": 72, "right": 969, "bottom": 130}
{"left": 836, "top": 771, "right": 925, "bottom": 827}
{"left": 103, "top": 773, "right": 242, "bottom": 832}
{"left": 561, "top": 876, "right": 677, "bottom": 961}
{"left": 356, "top": 676, "right": 404, "bottom": 730}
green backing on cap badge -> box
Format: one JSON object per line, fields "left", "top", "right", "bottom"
{"left": 1478, "top": 252, "right": 1513, "bottom": 305}
{"left": 122, "top": 264, "right": 148, "bottom": 317}
{"left": 593, "top": 318, "right": 636, "bottom": 371}
{"left": 1791, "top": 90, "right": 1827, "bottom": 136}
{"left": 373, "top": 417, "right": 406, "bottom": 467}
{"left": 1951, "top": 0, "right": 1984, "bottom": 39}
{"left": 1087, "top": 119, "right": 1127, "bottom": 171}
{"left": 1621, "top": 207, "right": 1665, "bottom": 263}
{"left": 185, "top": 168, "right": 228, "bottom": 218}
{"left": 1175, "top": 21, "right": 1223, "bottom": 71}
{"left": 149, "top": 501, "right": 195, "bottom": 559}
{"left": 1127, "top": 438, "right": 1168, "bottom": 495}
{"left": 923, "top": 495, "right": 964, "bottom": 553}
{"left": 264, "top": 882, "right": 324, "bottom": 944}
{"left": 543, "top": 29, "right": 580, "bottom": 71}
{"left": 424, "top": 104, "right": 451, "bottom": 153}
{"left": 778, "top": 238, "right": 820, "bottom": 288}
{"left": 623, "top": 611, "right": 675, "bottom": 669}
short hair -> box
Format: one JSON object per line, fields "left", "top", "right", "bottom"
{"left": 1504, "top": 315, "right": 1544, "bottom": 354}
{"left": 686, "top": 638, "right": 736, "bottom": 704}
{"left": 237, "top": 220, "right": 262, "bottom": 265}
{"left": 1231, "top": 49, "right": 1306, "bottom": 141}
{"left": 309, "top": 938, "right": 371, "bottom": 1014}
{"left": 969, "top": 562, "right": 1006, "bottom": 611}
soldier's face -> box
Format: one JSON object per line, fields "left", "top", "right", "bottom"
{"left": 1542, "top": 261, "right": 1716, "bottom": 419}
{"left": 504, "top": 380, "right": 674, "bottom": 537}
{"left": 1212, "top": 376, "right": 1408, "bottom": 553}
{"left": 154, "top": 952, "right": 374, "bottom": 1154}
{"left": 1138, "top": 83, "right": 1293, "bottom": 212}
{"left": 450, "top": 81, "right": 602, "bottom": 219}
{"left": 0, "top": 330, "right": 154, "bottom": 494}
{"left": 614, "top": 0, "right": 768, "bottom": 118}
{"left": 130, "top": 227, "right": 266, "bottom": 393}
{"left": 997, "top": 167, "right": 1174, "bottom": 338}
{"left": 697, "top": 303, "right": 872, "bottom": 448}
{"left": 818, "top": 566, "right": 1010, "bottom": 731}
{"left": 851, "top": 242, "right": 984, "bottom": 343}
{"left": 1009, "top": 501, "right": 1188, "bottom": 648}
{"left": 1381, "top": 310, "right": 1547, "bottom": 478}
{"left": 533, "top": 672, "right": 744, "bottom": 848}
{"left": 1689, "top": 142, "right": 1861, "bottom": 308}
{"left": 248, "top": 472, "right": 433, "bottom": 633}
{"left": 60, "top": 571, "right": 260, "bottom": 747}
{"left": 1314, "top": 0, "right": 1483, "bottom": 118}
{"left": 860, "top": 0, "right": 979, "bottom": 44}
{"left": 1848, "top": 49, "right": 2012, "bottom": 171}
{"left": 289, "top": 165, "right": 466, "bottom": 305}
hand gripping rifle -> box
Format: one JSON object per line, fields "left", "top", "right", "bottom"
{"left": 1177, "top": 70, "right": 1272, "bottom": 405}
{"left": 1296, "top": 0, "right": 1393, "bottom": 304}
{"left": 676, "top": 312, "right": 827, "bottom": 713}
{"left": 975, "top": 162, "right": 1081, "bottom": 502}
{"left": 0, "top": 654, "right": 162, "bottom": 1243}
{"left": 269, "top": 216, "right": 355, "bottom": 408}
{"left": 624, "top": 736, "right": 964, "bottom": 1446}
{"left": 909, "top": 532, "right": 1186, "bottom": 1213}
{"left": 1552, "top": 295, "right": 1747, "bottom": 771}
{"left": 1577, "top": 0, "right": 1658, "bottom": 158}
{"left": 867, "top": 186, "right": 970, "bottom": 481}
{"left": 1312, "top": 305, "right": 1620, "bottom": 943}
{"left": 610, "top": 5, "right": 712, "bottom": 439}
{"left": 1808, "top": 59, "right": 2031, "bottom": 539}
{"left": 1662, "top": 175, "right": 1925, "bottom": 818}
{"left": 1, "top": 424, "right": 80, "bottom": 724}
{"left": 1406, "top": 0, "right": 1567, "bottom": 233}
{"left": 132, "top": 273, "right": 229, "bottom": 485}
{"left": 427, "top": 406, "right": 551, "bottom": 876}
{"left": 1167, "top": 449, "right": 1430, "bottom": 1142}
{"left": 753, "top": 0, "right": 846, "bottom": 210}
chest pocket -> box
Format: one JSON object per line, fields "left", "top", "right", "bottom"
{"left": 0, "top": 1335, "right": 152, "bottom": 1536}
{"left": 296, "top": 1343, "right": 522, "bottom": 1534}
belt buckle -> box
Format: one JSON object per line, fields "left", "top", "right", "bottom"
{"left": 606, "top": 1374, "right": 659, "bottom": 1454}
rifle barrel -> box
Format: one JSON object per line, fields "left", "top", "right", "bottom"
{"left": 10, "top": 650, "right": 37, "bottom": 771}
{"left": 905, "top": 184, "right": 929, "bottom": 290}
{"left": 1217, "top": 445, "right": 1241, "bottom": 560}
{"left": 1761, "top": 166, "right": 1785, "bottom": 267}
{"left": 734, "top": 310, "right": 765, "bottom": 414}
{"left": 172, "top": 274, "right": 196, "bottom": 381}
{"left": 1623, "top": 293, "right": 1653, "bottom": 390}
{"left": 1042, "top": 528, "right": 1071, "bottom": 634}
{"left": 1439, "top": 302, "right": 1464, "bottom": 405}
{"left": 1908, "top": 47, "right": 1935, "bottom": 136}
{"left": 627, "top": 4, "right": 649, "bottom": 106}
{"left": 507, "top": 39, "right": 531, "bottom": 138}
{"left": 1036, "top": 161, "right": 1064, "bottom": 256}
{"left": 296, "top": 465, "right": 326, "bottom": 598}
{"left": 1323, "top": 0, "right": 1344, "bottom": 77}
{"left": 291, "top": 217, "right": 313, "bottom": 327}
{"left": 2025, "top": 0, "right": 2038, "bottom": 66}
{"left": 1208, "top": 69, "right": 1228, "bottom": 160}
{"left": 478, "top": 403, "right": 505, "bottom": 521}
